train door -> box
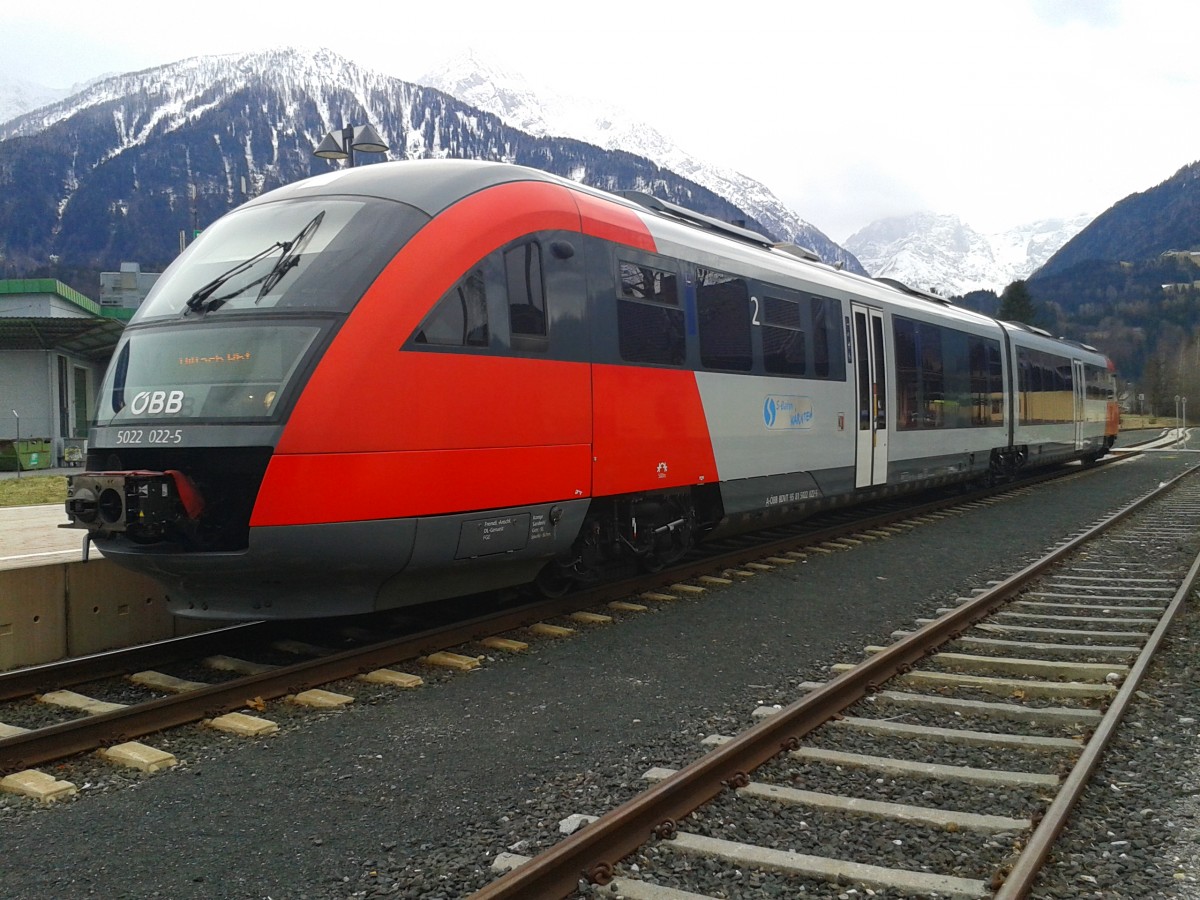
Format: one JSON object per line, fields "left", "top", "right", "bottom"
{"left": 1072, "top": 358, "right": 1086, "bottom": 449}
{"left": 852, "top": 303, "right": 888, "bottom": 488}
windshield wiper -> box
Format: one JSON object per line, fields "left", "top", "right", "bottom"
{"left": 184, "top": 241, "right": 285, "bottom": 314}
{"left": 183, "top": 211, "right": 326, "bottom": 315}
{"left": 256, "top": 211, "right": 324, "bottom": 302}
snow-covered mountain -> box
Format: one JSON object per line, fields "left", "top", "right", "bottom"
{"left": 418, "top": 50, "right": 865, "bottom": 275}
{"left": 0, "top": 47, "right": 776, "bottom": 277}
{"left": 0, "top": 74, "right": 72, "bottom": 125}
{"left": 844, "top": 212, "right": 1094, "bottom": 296}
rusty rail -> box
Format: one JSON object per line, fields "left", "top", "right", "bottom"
{"left": 470, "top": 462, "right": 1197, "bottom": 899}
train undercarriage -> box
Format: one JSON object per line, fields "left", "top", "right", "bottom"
{"left": 534, "top": 487, "right": 722, "bottom": 596}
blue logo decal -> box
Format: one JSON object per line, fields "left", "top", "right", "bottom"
{"left": 763, "top": 395, "right": 814, "bottom": 430}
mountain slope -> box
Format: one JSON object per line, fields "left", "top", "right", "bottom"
{"left": 845, "top": 212, "right": 1093, "bottom": 295}
{"left": 418, "top": 50, "right": 866, "bottom": 275}
{"left": 1035, "top": 161, "right": 1200, "bottom": 280}
{"left": 0, "top": 48, "right": 775, "bottom": 278}
{"left": 0, "top": 74, "right": 72, "bottom": 125}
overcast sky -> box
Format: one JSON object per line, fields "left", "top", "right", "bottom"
{"left": 2, "top": 0, "right": 1197, "bottom": 242}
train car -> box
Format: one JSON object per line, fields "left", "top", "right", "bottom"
{"left": 62, "top": 160, "right": 1117, "bottom": 618}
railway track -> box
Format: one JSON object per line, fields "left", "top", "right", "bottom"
{"left": 475, "top": 462, "right": 1200, "bottom": 898}
{"left": 0, "top": 448, "right": 1163, "bottom": 799}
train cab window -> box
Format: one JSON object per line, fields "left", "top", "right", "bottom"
{"left": 414, "top": 268, "right": 489, "bottom": 348}
{"left": 698, "top": 269, "right": 752, "bottom": 371}
{"left": 617, "top": 260, "right": 685, "bottom": 366}
{"left": 762, "top": 295, "right": 806, "bottom": 376}
{"left": 505, "top": 242, "right": 548, "bottom": 342}
{"left": 1085, "top": 364, "right": 1113, "bottom": 400}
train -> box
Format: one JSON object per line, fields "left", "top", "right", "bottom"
{"left": 62, "top": 160, "right": 1119, "bottom": 619}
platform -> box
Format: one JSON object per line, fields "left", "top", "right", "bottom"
{"left": 0, "top": 502, "right": 196, "bottom": 672}
{"left": 0, "top": 503, "right": 85, "bottom": 571}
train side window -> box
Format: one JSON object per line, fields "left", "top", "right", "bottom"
{"left": 811, "top": 297, "right": 832, "bottom": 378}
{"left": 894, "top": 318, "right": 919, "bottom": 428}
{"left": 697, "top": 269, "right": 751, "bottom": 371}
{"left": 619, "top": 260, "right": 678, "bottom": 303}
{"left": 940, "top": 330, "right": 972, "bottom": 428}
{"left": 918, "top": 324, "right": 945, "bottom": 427}
{"left": 969, "top": 337, "right": 1003, "bottom": 426}
{"left": 894, "top": 316, "right": 949, "bottom": 429}
{"left": 617, "top": 260, "right": 685, "bottom": 366}
{"left": 414, "top": 268, "right": 489, "bottom": 348}
{"left": 1018, "top": 348, "right": 1073, "bottom": 424}
{"left": 808, "top": 296, "right": 846, "bottom": 380}
{"left": 762, "top": 295, "right": 806, "bottom": 376}
{"left": 505, "top": 242, "right": 548, "bottom": 341}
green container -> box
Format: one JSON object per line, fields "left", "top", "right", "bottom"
{"left": 0, "top": 439, "right": 52, "bottom": 471}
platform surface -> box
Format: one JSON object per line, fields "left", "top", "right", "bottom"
{"left": 0, "top": 504, "right": 85, "bottom": 570}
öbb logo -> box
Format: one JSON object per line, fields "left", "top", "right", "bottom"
{"left": 130, "top": 390, "right": 184, "bottom": 415}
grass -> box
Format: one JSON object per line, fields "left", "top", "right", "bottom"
{"left": 1120, "top": 415, "right": 1165, "bottom": 430}
{"left": 0, "top": 475, "right": 68, "bottom": 508}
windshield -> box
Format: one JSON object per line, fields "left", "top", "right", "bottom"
{"left": 137, "top": 196, "right": 428, "bottom": 319}
{"left": 95, "top": 323, "right": 324, "bottom": 424}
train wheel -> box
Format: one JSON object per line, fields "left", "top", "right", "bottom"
{"left": 640, "top": 516, "right": 694, "bottom": 573}
{"left": 534, "top": 561, "right": 574, "bottom": 598}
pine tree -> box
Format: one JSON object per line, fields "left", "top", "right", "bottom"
{"left": 998, "top": 280, "right": 1037, "bottom": 325}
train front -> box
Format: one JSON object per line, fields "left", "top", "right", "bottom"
{"left": 62, "top": 169, "right": 431, "bottom": 617}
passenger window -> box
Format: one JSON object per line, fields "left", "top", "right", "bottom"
{"left": 617, "top": 260, "right": 685, "bottom": 366}
{"left": 811, "top": 297, "right": 833, "bottom": 378}
{"left": 697, "top": 270, "right": 751, "bottom": 371}
{"left": 762, "top": 295, "right": 806, "bottom": 376}
{"left": 506, "top": 242, "right": 547, "bottom": 338}
{"left": 620, "top": 261, "right": 678, "bottom": 304}
{"left": 415, "top": 269, "right": 488, "bottom": 347}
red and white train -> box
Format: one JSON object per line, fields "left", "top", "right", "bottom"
{"left": 64, "top": 160, "right": 1118, "bottom": 618}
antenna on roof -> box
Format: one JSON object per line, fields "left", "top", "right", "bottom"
{"left": 617, "top": 191, "right": 774, "bottom": 249}
{"left": 876, "top": 277, "right": 951, "bottom": 305}
{"left": 771, "top": 242, "right": 821, "bottom": 262}
{"left": 1002, "top": 320, "right": 1053, "bottom": 337}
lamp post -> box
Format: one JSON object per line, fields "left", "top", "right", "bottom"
{"left": 313, "top": 123, "right": 389, "bottom": 168}
{"left": 1176, "top": 395, "right": 1182, "bottom": 435}
{"left": 11, "top": 410, "right": 19, "bottom": 480}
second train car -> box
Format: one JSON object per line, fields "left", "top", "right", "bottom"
{"left": 63, "top": 160, "right": 1118, "bottom": 618}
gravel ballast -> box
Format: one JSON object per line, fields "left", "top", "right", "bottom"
{"left": 1, "top": 446, "right": 1198, "bottom": 899}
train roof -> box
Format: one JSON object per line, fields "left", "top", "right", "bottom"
{"left": 242, "top": 158, "right": 562, "bottom": 218}
{"left": 246, "top": 160, "right": 1105, "bottom": 359}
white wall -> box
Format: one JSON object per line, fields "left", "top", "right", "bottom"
{"left": 0, "top": 351, "right": 52, "bottom": 439}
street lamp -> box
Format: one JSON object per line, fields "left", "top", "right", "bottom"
{"left": 11, "top": 410, "right": 19, "bottom": 481}
{"left": 313, "top": 123, "right": 389, "bottom": 168}
{"left": 1176, "top": 395, "right": 1182, "bottom": 434}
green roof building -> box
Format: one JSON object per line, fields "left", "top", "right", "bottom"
{"left": 0, "top": 279, "right": 128, "bottom": 469}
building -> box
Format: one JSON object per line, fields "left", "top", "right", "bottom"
{"left": 0, "top": 279, "right": 127, "bottom": 468}
{"left": 99, "top": 262, "right": 160, "bottom": 311}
